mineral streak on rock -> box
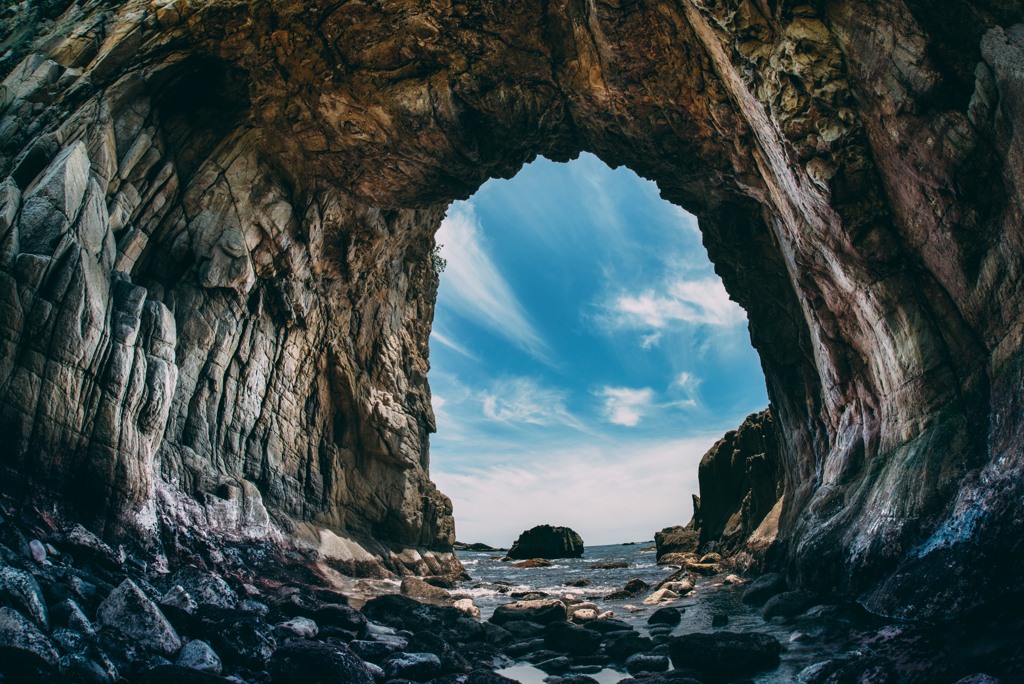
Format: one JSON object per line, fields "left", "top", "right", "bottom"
{"left": 1, "top": 0, "right": 1024, "bottom": 618}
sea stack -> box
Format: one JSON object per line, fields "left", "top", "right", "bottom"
{"left": 507, "top": 526, "right": 585, "bottom": 560}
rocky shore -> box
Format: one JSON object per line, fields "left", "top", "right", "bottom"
{"left": 2, "top": 495, "right": 1019, "bottom": 684}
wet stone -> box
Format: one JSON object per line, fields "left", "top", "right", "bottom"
{"left": 382, "top": 651, "right": 444, "bottom": 680}
{"left": 0, "top": 564, "right": 50, "bottom": 630}
{"left": 625, "top": 653, "right": 669, "bottom": 674}
{"left": 176, "top": 639, "right": 222, "bottom": 674}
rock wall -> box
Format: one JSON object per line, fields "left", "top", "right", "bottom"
{"left": 656, "top": 408, "right": 783, "bottom": 570}
{"left": 1, "top": 0, "right": 1024, "bottom": 616}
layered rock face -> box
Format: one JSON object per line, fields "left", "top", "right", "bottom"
{"left": 2, "top": 0, "right": 1024, "bottom": 617}
{"left": 657, "top": 408, "right": 783, "bottom": 570}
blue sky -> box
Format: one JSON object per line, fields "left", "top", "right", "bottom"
{"left": 428, "top": 153, "right": 768, "bottom": 547}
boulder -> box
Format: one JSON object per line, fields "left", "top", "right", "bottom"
{"left": 654, "top": 526, "right": 700, "bottom": 561}
{"left": 604, "top": 632, "right": 653, "bottom": 660}
{"left": 565, "top": 579, "right": 592, "bottom": 587}
{"left": 313, "top": 604, "right": 366, "bottom": 634}
{"left": 762, "top": 590, "right": 819, "bottom": 620}
{"left": 406, "top": 631, "right": 470, "bottom": 674}
{"left": 267, "top": 640, "right": 375, "bottom": 684}
{"left": 513, "top": 559, "right": 553, "bottom": 568}
{"left": 543, "top": 621, "right": 601, "bottom": 655}
{"left": 50, "top": 599, "right": 95, "bottom": 636}
{"left": 169, "top": 568, "right": 237, "bottom": 610}
{"left": 454, "top": 598, "right": 481, "bottom": 618}
{"left": 401, "top": 577, "right": 452, "bottom": 599}
{"left": 96, "top": 580, "right": 181, "bottom": 656}
{"left": 589, "top": 563, "right": 629, "bottom": 569}
{"left": 647, "top": 607, "right": 682, "bottom": 626}
{"left": 0, "top": 645, "right": 62, "bottom": 684}
{"left": 503, "top": 620, "right": 545, "bottom": 639}
{"left": 741, "top": 573, "right": 788, "bottom": 606}
{"left": 137, "top": 664, "right": 234, "bottom": 683}
{"left": 625, "top": 653, "right": 670, "bottom": 674}
{"left": 349, "top": 635, "right": 409, "bottom": 663}
{"left": 490, "top": 599, "right": 567, "bottom": 626}
{"left": 0, "top": 565, "right": 50, "bottom": 630}
{"left": 59, "top": 525, "right": 120, "bottom": 570}
{"left": 213, "top": 615, "right": 276, "bottom": 668}
{"left": 624, "top": 579, "right": 650, "bottom": 594}
{"left": 382, "top": 651, "right": 444, "bottom": 681}
{"left": 176, "top": 639, "right": 222, "bottom": 674}
{"left": 0, "top": 606, "right": 59, "bottom": 665}
{"left": 274, "top": 616, "right": 318, "bottom": 639}
{"left": 603, "top": 591, "right": 634, "bottom": 601}
{"left": 641, "top": 588, "right": 679, "bottom": 604}
{"left": 668, "top": 632, "right": 781, "bottom": 678}
{"left": 711, "top": 614, "right": 728, "bottom": 627}
{"left": 507, "top": 526, "right": 584, "bottom": 560}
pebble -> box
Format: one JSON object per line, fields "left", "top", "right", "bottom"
{"left": 29, "top": 539, "right": 46, "bottom": 563}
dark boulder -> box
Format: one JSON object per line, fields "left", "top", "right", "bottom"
{"left": 0, "top": 606, "right": 59, "bottom": 665}
{"left": 565, "top": 579, "right": 592, "bottom": 587}
{"left": 96, "top": 580, "right": 181, "bottom": 657}
{"left": 604, "top": 632, "right": 652, "bottom": 661}
{"left": 0, "top": 565, "right": 50, "bottom": 631}
{"left": 503, "top": 621, "right": 545, "bottom": 639}
{"left": 407, "top": 631, "right": 470, "bottom": 674}
{"left": 0, "top": 645, "right": 62, "bottom": 684}
{"left": 543, "top": 621, "right": 601, "bottom": 656}
{"left": 458, "top": 641, "right": 514, "bottom": 670}
{"left": 584, "top": 619, "right": 632, "bottom": 634}
{"left": 212, "top": 615, "right": 276, "bottom": 668}
{"left": 624, "top": 579, "right": 650, "bottom": 595}
{"left": 490, "top": 599, "right": 567, "bottom": 626}
{"left": 762, "top": 590, "right": 819, "bottom": 620}
{"left": 168, "top": 568, "right": 238, "bottom": 610}
{"left": 480, "top": 622, "right": 516, "bottom": 648}
{"left": 712, "top": 614, "right": 728, "bottom": 627}
{"left": 624, "top": 653, "right": 669, "bottom": 674}
{"left": 350, "top": 634, "right": 409, "bottom": 663}
{"left": 602, "top": 591, "right": 634, "bottom": 601}
{"left": 268, "top": 640, "right": 375, "bottom": 684}
{"left": 466, "top": 669, "right": 521, "bottom": 684}
{"left": 507, "top": 526, "right": 584, "bottom": 560}
{"left": 647, "top": 607, "right": 682, "bottom": 626}
{"left": 314, "top": 603, "right": 367, "bottom": 635}
{"left": 741, "top": 573, "right": 788, "bottom": 606}
{"left": 58, "top": 653, "right": 116, "bottom": 684}
{"left": 668, "top": 632, "right": 781, "bottom": 679}
{"left": 382, "top": 652, "right": 444, "bottom": 681}
{"left": 136, "top": 664, "right": 234, "bottom": 683}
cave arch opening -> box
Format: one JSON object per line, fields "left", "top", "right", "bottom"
{"left": 426, "top": 152, "right": 769, "bottom": 548}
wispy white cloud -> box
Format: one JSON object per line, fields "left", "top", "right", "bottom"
{"left": 431, "top": 329, "right": 479, "bottom": 361}
{"left": 436, "top": 204, "right": 548, "bottom": 358}
{"left": 640, "top": 332, "right": 662, "bottom": 349}
{"left": 481, "top": 377, "right": 585, "bottom": 430}
{"left": 432, "top": 435, "right": 720, "bottom": 546}
{"left": 598, "top": 386, "right": 655, "bottom": 426}
{"left": 613, "top": 277, "right": 746, "bottom": 329}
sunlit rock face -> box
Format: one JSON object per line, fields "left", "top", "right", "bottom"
{"left": 1, "top": 0, "right": 1023, "bottom": 612}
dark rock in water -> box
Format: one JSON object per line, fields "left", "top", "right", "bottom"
{"left": 361, "top": 593, "right": 479, "bottom": 640}
{"left": 458, "top": 641, "right": 514, "bottom": 670}
{"left": 424, "top": 576, "right": 457, "bottom": 589}
{"left": 97, "top": 580, "right": 181, "bottom": 657}
{"left": 382, "top": 651, "right": 444, "bottom": 680}
{"left": 616, "top": 670, "right": 704, "bottom": 684}
{"left": 0, "top": 565, "right": 50, "bottom": 630}
{"left": 136, "top": 664, "right": 234, "bottom": 683}
{"left": 543, "top": 621, "right": 601, "bottom": 656}
{"left": 711, "top": 614, "right": 729, "bottom": 627}
{"left": 402, "top": 576, "right": 452, "bottom": 599}
{"left": 268, "top": 640, "right": 375, "bottom": 684}
{"left": 625, "top": 653, "right": 669, "bottom": 674}
{"left": 604, "top": 632, "right": 653, "bottom": 660}
{"left": 481, "top": 622, "right": 516, "bottom": 648}
{"left": 741, "top": 573, "right": 788, "bottom": 606}
{"left": 589, "top": 563, "right": 629, "bottom": 569}
{"left": 511, "top": 591, "right": 550, "bottom": 599}
{"left": 503, "top": 621, "right": 545, "bottom": 639}
{"left": 508, "top": 526, "right": 584, "bottom": 560}
{"left": 0, "top": 607, "right": 59, "bottom": 665}
{"left": 624, "top": 579, "right": 649, "bottom": 594}
{"left": 798, "top": 655, "right": 900, "bottom": 684}
{"left": 762, "top": 590, "right": 819, "bottom": 620}
{"left": 274, "top": 616, "right": 318, "bottom": 639}
{"left": 954, "top": 676, "right": 1003, "bottom": 684}
{"left": 668, "top": 632, "right": 781, "bottom": 679}
{"left": 647, "top": 607, "right": 682, "bottom": 626}
{"left": 602, "top": 591, "right": 634, "bottom": 601}
{"left": 565, "top": 579, "right": 592, "bottom": 587}
{"left": 525, "top": 649, "right": 564, "bottom": 663}
{"left": 503, "top": 637, "right": 546, "bottom": 658}
{"left": 407, "top": 631, "right": 470, "bottom": 674}
{"left": 535, "top": 655, "right": 572, "bottom": 673}
{"left": 212, "top": 615, "right": 276, "bottom": 668}
{"left": 490, "top": 599, "right": 567, "bottom": 626}
{"left": 169, "top": 568, "right": 238, "bottom": 610}
{"left": 513, "top": 559, "right": 553, "bottom": 568}
{"left": 556, "top": 676, "right": 600, "bottom": 684}
{"left": 0, "top": 645, "right": 61, "bottom": 684}
{"left": 584, "top": 619, "right": 632, "bottom": 634}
